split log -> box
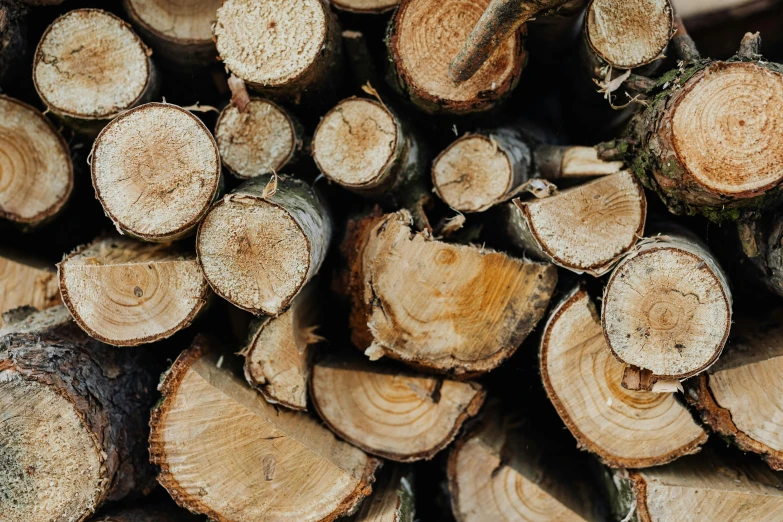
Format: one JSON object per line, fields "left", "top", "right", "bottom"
{"left": 310, "top": 355, "right": 485, "bottom": 461}
{"left": 241, "top": 281, "right": 320, "bottom": 410}
{"left": 215, "top": 97, "right": 303, "bottom": 180}
{"left": 123, "top": 0, "right": 222, "bottom": 67}
{"left": 386, "top": 0, "right": 527, "bottom": 114}
{"left": 349, "top": 465, "right": 415, "bottom": 522}
{"left": 345, "top": 210, "right": 557, "bottom": 377}
{"left": 33, "top": 9, "right": 157, "bottom": 134}
{"left": 333, "top": 0, "right": 399, "bottom": 14}
{"left": 0, "top": 252, "right": 60, "bottom": 323}
{"left": 58, "top": 237, "right": 210, "bottom": 346}
{"left": 312, "top": 97, "right": 430, "bottom": 230}
{"left": 448, "top": 404, "right": 602, "bottom": 522}
{"left": 0, "top": 0, "right": 27, "bottom": 86}
{"left": 149, "top": 337, "right": 381, "bottom": 522}
{"left": 609, "top": 452, "right": 783, "bottom": 522}
{"left": 685, "top": 310, "right": 783, "bottom": 470}
{"left": 197, "top": 174, "right": 332, "bottom": 316}
{"left": 0, "top": 95, "right": 73, "bottom": 226}
{"left": 602, "top": 229, "right": 732, "bottom": 387}
{"left": 503, "top": 171, "right": 646, "bottom": 276}
{"left": 214, "top": 0, "right": 343, "bottom": 104}
{"left": 431, "top": 127, "right": 623, "bottom": 213}
{"left": 90, "top": 102, "right": 222, "bottom": 242}
{"left": 0, "top": 306, "right": 157, "bottom": 522}
{"left": 541, "top": 285, "right": 706, "bottom": 468}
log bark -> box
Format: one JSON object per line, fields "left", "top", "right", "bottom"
{"left": 602, "top": 228, "right": 732, "bottom": 386}
{"left": 214, "top": 0, "right": 343, "bottom": 105}
{"left": 0, "top": 306, "right": 157, "bottom": 522}
{"left": 149, "top": 336, "right": 381, "bottom": 522}
{"left": 343, "top": 210, "right": 557, "bottom": 377}
{"left": 312, "top": 97, "right": 430, "bottom": 230}
{"left": 386, "top": 0, "right": 527, "bottom": 114}
{"left": 58, "top": 237, "right": 211, "bottom": 346}
{"left": 503, "top": 171, "right": 646, "bottom": 276}
{"left": 90, "top": 102, "right": 222, "bottom": 242}
{"left": 609, "top": 452, "right": 783, "bottom": 522}
{"left": 541, "top": 285, "right": 706, "bottom": 468}
{"left": 310, "top": 355, "right": 485, "bottom": 461}
{"left": 0, "top": 95, "right": 73, "bottom": 227}
{"left": 241, "top": 281, "right": 320, "bottom": 410}
{"left": 197, "top": 173, "right": 332, "bottom": 316}
{"left": 0, "top": 0, "right": 27, "bottom": 86}
{"left": 0, "top": 251, "right": 60, "bottom": 324}
{"left": 349, "top": 465, "right": 415, "bottom": 522}
{"left": 333, "top": 0, "right": 399, "bottom": 14}
{"left": 215, "top": 97, "right": 303, "bottom": 180}
{"left": 733, "top": 214, "right": 783, "bottom": 298}
{"left": 432, "top": 125, "right": 623, "bottom": 213}
{"left": 123, "top": 0, "right": 221, "bottom": 67}
{"left": 685, "top": 310, "right": 783, "bottom": 471}
{"left": 33, "top": 9, "right": 158, "bottom": 135}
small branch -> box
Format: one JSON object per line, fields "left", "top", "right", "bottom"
{"left": 737, "top": 31, "right": 762, "bottom": 61}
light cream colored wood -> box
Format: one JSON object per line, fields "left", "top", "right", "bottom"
{"left": 672, "top": 0, "right": 765, "bottom": 18}
{"left": 560, "top": 146, "right": 624, "bottom": 177}
{"left": 0, "top": 254, "right": 60, "bottom": 323}
{"left": 125, "top": 0, "right": 220, "bottom": 42}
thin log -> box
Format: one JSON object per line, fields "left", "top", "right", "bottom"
{"left": 387, "top": 0, "right": 527, "bottom": 114}
{"left": 90, "top": 102, "right": 222, "bottom": 242}
{"left": 333, "top": 0, "right": 399, "bottom": 14}
{"left": 0, "top": 0, "right": 27, "bottom": 85}
{"left": 349, "top": 465, "right": 415, "bottom": 522}
{"left": 541, "top": 285, "right": 706, "bottom": 468}
{"left": 58, "top": 237, "right": 210, "bottom": 346}
{"left": 310, "top": 355, "right": 485, "bottom": 461}
{"left": 149, "top": 337, "right": 381, "bottom": 522}
{"left": 0, "top": 251, "right": 60, "bottom": 324}
{"left": 0, "top": 306, "right": 157, "bottom": 522}
{"left": 197, "top": 174, "right": 332, "bottom": 316}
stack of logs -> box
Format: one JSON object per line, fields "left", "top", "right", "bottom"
{"left": 3, "top": 0, "right": 783, "bottom": 521}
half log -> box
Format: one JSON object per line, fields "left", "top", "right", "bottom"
{"left": 0, "top": 251, "right": 60, "bottom": 322}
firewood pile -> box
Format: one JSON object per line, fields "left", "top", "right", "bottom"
{"left": 4, "top": 0, "right": 783, "bottom": 521}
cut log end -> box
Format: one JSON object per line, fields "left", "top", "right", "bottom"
{"left": 58, "top": 237, "right": 210, "bottom": 346}
{"left": 586, "top": 0, "right": 673, "bottom": 69}
{"left": 0, "top": 96, "right": 73, "bottom": 226}
{"left": 124, "top": 0, "right": 220, "bottom": 45}
{"left": 332, "top": 0, "right": 399, "bottom": 14}
{"left": 0, "top": 254, "right": 60, "bottom": 323}
{"left": 91, "top": 103, "right": 221, "bottom": 242}
{"left": 33, "top": 9, "right": 152, "bottom": 121}
{"left": 215, "top": 98, "right": 299, "bottom": 179}
{"left": 310, "top": 356, "right": 485, "bottom": 462}
{"left": 313, "top": 98, "right": 400, "bottom": 189}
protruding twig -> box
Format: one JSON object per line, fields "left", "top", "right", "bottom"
{"left": 671, "top": 15, "right": 701, "bottom": 62}
{"left": 737, "top": 31, "right": 762, "bottom": 61}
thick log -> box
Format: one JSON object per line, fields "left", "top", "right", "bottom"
{"left": 149, "top": 337, "right": 381, "bottom": 522}
{"left": 349, "top": 465, "right": 415, "bottom": 522}
{"left": 215, "top": 97, "right": 303, "bottom": 180}
{"left": 541, "top": 285, "right": 706, "bottom": 468}
{"left": 197, "top": 174, "right": 332, "bottom": 316}
{"left": 387, "top": 0, "right": 527, "bottom": 114}
{"left": 33, "top": 9, "right": 157, "bottom": 134}
{"left": 58, "top": 237, "right": 210, "bottom": 346}
{"left": 310, "top": 355, "right": 485, "bottom": 461}
{"left": 0, "top": 306, "right": 157, "bottom": 522}
{"left": 90, "top": 103, "right": 222, "bottom": 242}
{"left": 241, "top": 281, "right": 320, "bottom": 410}
{"left": 0, "top": 0, "right": 27, "bottom": 86}
{"left": 504, "top": 171, "right": 646, "bottom": 276}
{"left": 602, "top": 229, "right": 732, "bottom": 386}
{"left": 333, "top": 0, "right": 399, "bottom": 14}
{"left": 0, "top": 252, "right": 60, "bottom": 323}
{"left": 685, "top": 310, "right": 783, "bottom": 471}
{"left": 0, "top": 95, "right": 73, "bottom": 227}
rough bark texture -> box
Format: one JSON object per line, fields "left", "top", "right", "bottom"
{"left": 0, "top": 306, "right": 157, "bottom": 522}
{"left": 0, "top": 0, "right": 27, "bottom": 86}
{"left": 349, "top": 465, "right": 415, "bottom": 522}
{"left": 0, "top": 251, "right": 60, "bottom": 324}
{"left": 733, "top": 214, "right": 783, "bottom": 298}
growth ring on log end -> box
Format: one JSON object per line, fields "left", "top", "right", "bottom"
{"left": 91, "top": 103, "right": 221, "bottom": 242}
{"left": 0, "top": 96, "right": 73, "bottom": 226}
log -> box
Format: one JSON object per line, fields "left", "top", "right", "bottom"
{"left": 733, "top": 214, "right": 783, "bottom": 298}
{"left": 90, "top": 102, "right": 222, "bottom": 242}
{"left": 0, "top": 306, "right": 157, "bottom": 522}
{"left": 215, "top": 97, "right": 303, "bottom": 180}
{"left": 0, "top": 95, "right": 73, "bottom": 227}
{"left": 431, "top": 126, "right": 623, "bottom": 213}
{"left": 241, "top": 281, "right": 320, "bottom": 410}
{"left": 685, "top": 310, "right": 783, "bottom": 471}
{"left": 333, "top": 0, "right": 399, "bottom": 14}
{"left": 33, "top": 9, "right": 157, "bottom": 134}
{"left": 503, "top": 171, "right": 646, "bottom": 276}
{"left": 541, "top": 285, "right": 707, "bottom": 468}
{"left": 387, "top": 0, "right": 527, "bottom": 114}
{"left": 0, "top": 252, "right": 60, "bottom": 324}
{"left": 0, "top": 0, "right": 27, "bottom": 86}
{"left": 345, "top": 210, "right": 557, "bottom": 377}
{"left": 312, "top": 97, "right": 430, "bottom": 230}
{"left": 123, "top": 0, "right": 222, "bottom": 67}
{"left": 310, "top": 355, "right": 485, "bottom": 461}
{"left": 602, "top": 229, "right": 732, "bottom": 386}
{"left": 349, "top": 465, "right": 414, "bottom": 522}
{"left": 92, "top": 506, "right": 188, "bottom": 522}
{"left": 58, "top": 237, "right": 210, "bottom": 346}
{"left": 609, "top": 452, "right": 783, "bottom": 522}
{"left": 149, "top": 337, "right": 381, "bottom": 522}
{"left": 213, "top": 0, "right": 343, "bottom": 104}
{"left": 448, "top": 404, "right": 602, "bottom": 522}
